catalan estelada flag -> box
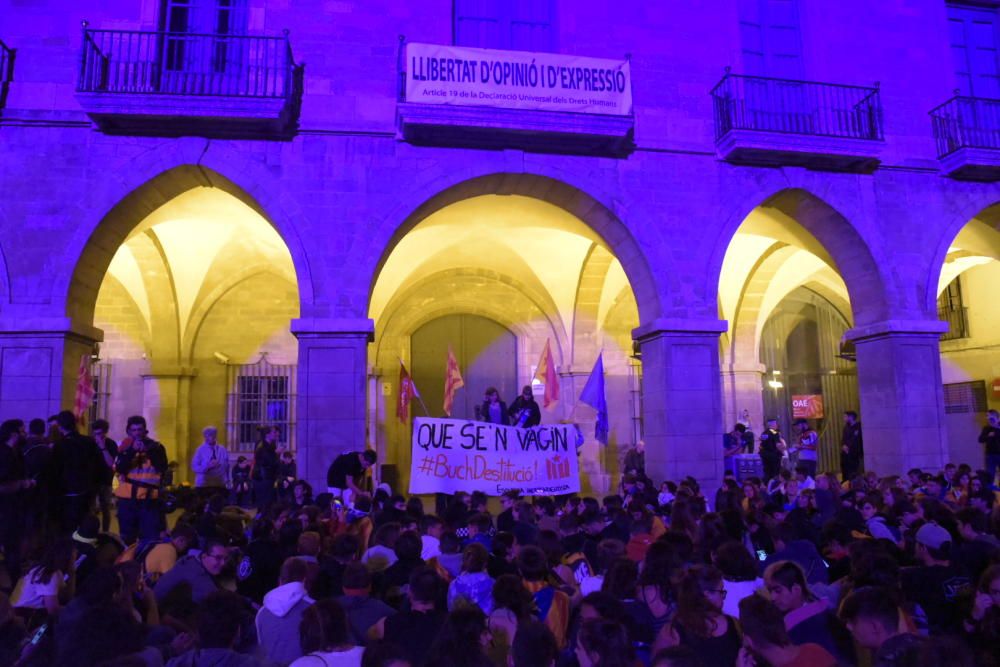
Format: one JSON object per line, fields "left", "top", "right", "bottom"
{"left": 443, "top": 346, "right": 465, "bottom": 416}
{"left": 533, "top": 338, "right": 560, "bottom": 408}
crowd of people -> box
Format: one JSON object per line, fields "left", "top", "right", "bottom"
{"left": 0, "top": 408, "right": 998, "bottom": 666}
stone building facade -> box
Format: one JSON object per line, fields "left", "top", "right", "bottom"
{"left": 0, "top": 0, "right": 998, "bottom": 492}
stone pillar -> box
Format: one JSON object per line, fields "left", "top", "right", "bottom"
{"left": 140, "top": 365, "right": 196, "bottom": 479}
{"left": 633, "top": 318, "right": 727, "bottom": 490}
{"left": 291, "top": 318, "right": 373, "bottom": 491}
{"left": 847, "top": 320, "right": 949, "bottom": 475}
{"left": 720, "top": 364, "right": 766, "bottom": 431}
{"left": 0, "top": 317, "right": 101, "bottom": 422}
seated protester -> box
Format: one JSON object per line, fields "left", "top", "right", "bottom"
{"left": 518, "top": 545, "right": 570, "bottom": 649}
{"left": 579, "top": 512, "right": 607, "bottom": 568}
{"left": 255, "top": 557, "right": 315, "bottom": 666}
{"left": 954, "top": 507, "right": 1000, "bottom": 583}
{"left": 636, "top": 542, "right": 678, "bottom": 644}
{"left": 362, "top": 522, "right": 401, "bottom": 573}
{"left": 362, "top": 641, "right": 413, "bottom": 667}
{"left": 13, "top": 537, "right": 76, "bottom": 618}
{"left": 794, "top": 465, "right": 816, "bottom": 492}
{"left": 762, "top": 521, "right": 828, "bottom": 586}
{"left": 289, "top": 480, "right": 313, "bottom": 510}
{"left": 315, "top": 533, "right": 359, "bottom": 599}
{"left": 575, "top": 618, "right": 636, "bottom": 667}
{"left": 296, "top": 531, "right": 322, "bottom": 593}
{"left": 71, "top": 515, "right": 101, "bottom": 586}
{"left": 964, "top": 564, "right": 1000, "bottom": 663}
{"left": 435, "top": 531, "right": 463, "bottom": 580}
{"left": 899, "top": 522, "right": 972, "bottom": 635}
{"left": 559, "top": 512, "right": 586, "bottom": 555}
{"left": 336, "top": 561, "right": 395, "bottom": 646}
{"left": 420, "top": 515, "right": 444, "bottom": 561}
{"left": 764, "top": 561, "right": 855, "bottom": 664}
{"left": 714, "top": 540, "right": 763, "bottom": 618}
{"left": 378, "top": 530, "right": 425, "bottom": 608}
{"left": 236, "top": 519, "right": 282, "bottom": 604}
{"left": 346, "top": 494, "right": 375, "bottom": 558}
{"left": 291, "top": 598, "right": 365, "bottom": 667}
{"left": 58, "top": 602, "right": 163, "bottom": 667}
{"left": 168, "top": 590, "right": 264, "bottom": 667}
{"left": 652, "top": 565, "right": 740, "bottom": 667}
{"left": 487, "top": 532, "right": 519, "bottom": 580}
{"left": 625, "top": 514, "right": 655, "bottom": 563}
{"left": 512, "top": 501, "right": 539, "bottom": 547}
{"left": 120, "top": 523, "right": 198, "bottom": 586}
{"left": 649, "top": 647, "right": 701, "bottom": 667}
{"left": 580, "top": 539, "right": 625, "bottom": 597}
{"left": 860, "top": 496, "right": 902, "bottom": 545}
{"left": 488, "top": 574, "right": 536, "bottom": 667}
{"left": 497, "top": 491, "right": 519, "bottom": 533}
{"left": 447, "top": 543, "right": 494, "bottom": 614}
{"left": 738, "top": 594, "right": 837, "bottom": 667}
{"left": 0, "top": 593, "right": 27, "bottom": 667}
{"left": 154, "top": 539, "right": 229, "bottom": 605}
{"left": 839, "top": 585, "right": 917, "bottom": 665}
{"left": 369, "top": 566, "right": 447, "bottom": 666}
{"left": 463, "top": 513, "right": 493, "bottom": 551}
{"left": 54, "top": 566, "right": 123, "bottom": 660}
{"left": 818, "top": 522, "right": 854, "bottom": 584}
{"left": 424, "top": 606, "right": 494, "bottom": 667}
{"left": 510, "top": 620, "right": 558, "bottom": 667}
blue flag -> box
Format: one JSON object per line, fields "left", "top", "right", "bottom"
{"left": 579, "top": 353, "right": 609, "bottom": 445}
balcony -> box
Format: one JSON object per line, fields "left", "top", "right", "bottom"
{"left": 75, "top": 27, "right": 303, "bottom": 139}
{"left": 938, "top": 304, "right": 970, "bottom": 342}
{"left": 0, "top": 40, "right": 14, "bottom": 111}
{"left": 711, "top": 71, "right": 883, "bottom": 172}
{"left": 930, "top": 95, "right": 1000, "bottom": 180}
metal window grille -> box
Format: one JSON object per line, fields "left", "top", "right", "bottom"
{"left": 937, "top": 278, "right": 970, "bottom": 341}
{"left": 943, "top": 380, "right": 987, "bottom": 414}
{"left": 226, "top": 355, "right": 296, "bottom": 454}
{"left": 88, "top": 362, "right": 112, "bottom": 426}
{"left": 627, "top": 355, "right": 643, "bottom": 446}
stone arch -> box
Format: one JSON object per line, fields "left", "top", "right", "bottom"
{"left": 571, "top": 243, "right": 615, "bottom": 365}
{"left": 708, "top": 186, "right": 892, "bottom": 326}
{"left": 62, "top": 153, "right": 313, "bottom": 327}
{"left": 363, "top": 171, "right": 662, "bottom": 325}
{"left": 926, "top": 200, "right": 1000, "bottom": 313}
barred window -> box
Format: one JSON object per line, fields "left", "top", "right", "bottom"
{"left": 942, "top": 380, "right": 987, "bottom": 414}
{"left": 88, "top": 362, "right": 112, "bottom": 427}
{"left": 226, "top": 356, "right": 296, "bottom": 453}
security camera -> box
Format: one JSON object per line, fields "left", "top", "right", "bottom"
{"left": 213, "top": 352, "right": 231, "bottom": 364}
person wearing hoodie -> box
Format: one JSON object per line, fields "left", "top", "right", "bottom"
{"left": 168, "top": 590, "right": 266, "bottom": 667}
{"left": 256, "top": 557, "right": 314, "bottom": 666}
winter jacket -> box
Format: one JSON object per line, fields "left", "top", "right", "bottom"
{"left": 256, "top": 581, "right": 314, "bottom": 666}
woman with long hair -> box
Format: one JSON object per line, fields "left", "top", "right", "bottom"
{"left": 653, "top": 565, "right": 740, "bottom": 666}
{"left": 637, "top": 542, "right": 677, "bottom": 638}
{"left": 488, "top": 574, "right": 535, "bottom": 666}
{"left": 424, "top": 606, "right": 494, "bottom": 667}
{"left": 669, "top": 498, "right": 699, "bottom": 543}
{"left": 291, "top": 598, "right": 363, "bottom": 666}
{"left": 575, "top": 618, "right": 637, "bottom": 667}
{"left": 13, "top": 537, "right": 76, "bottom": 617}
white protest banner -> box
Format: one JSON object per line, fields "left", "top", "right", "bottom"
{"left": 409, "top": 417, "right": 581, "bottom": 496}
{"left": 405, "top": 42, "right": 632, "bottom": 117}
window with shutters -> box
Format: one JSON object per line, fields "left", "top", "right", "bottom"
{"left": 947, "top": 4, "right": 1000, "bottom": 98}
{"left": 938, "top": 277, "right": 970, "bottom": 341}
{"left": 454, "top": 0, "right": 555, "bottom": 51}
{"left": 943, "top": 380, "right": 987, "bottom": 414}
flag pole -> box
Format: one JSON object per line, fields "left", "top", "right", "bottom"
{"left": 397, "top": 356, "right": 431, "bottom": 417}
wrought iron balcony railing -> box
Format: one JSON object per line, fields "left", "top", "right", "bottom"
{"left": 78, "top": 28, "right": 298, "bottom": 99}
{"left": 938, "top": 304, "right": 969, "bottom": 341}
{"left": 0, "top": 40, "right": 13, "bottom": 84}
{"left": 711, "top": 72, "right": 883, "bottom": 142}
{"left": 930, "top": 95, "right": 1000, "bottom": 158}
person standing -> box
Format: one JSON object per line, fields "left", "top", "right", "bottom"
{"left": 840, "top": 411, "right": 863, "bottom": 481}
{"left": 623, "top": 440, "right": 646, "bottom": 477}
{"left": 479, "top": 387, "right": 509, "bottom": 426}
{"left": 252, "top": 425, "right": 281, "bottom": 512}
{"left": 978, "top": 409, "right": 1000, "bottom": 483}
{"left": 759, "top": 418, "right": 785, "bottom": 483}
{"left": 508, "top": 385, "right": 541, "bottom": 427}
{"left": 326, "top": 449, "right": 377, "bottom": 506}
{"left": 190, "top": 425, "right": 230, "bottom": 496}
{"left": 794, "top": 418, "right": 819, "bottom": 480}
{"left": 90, "top": 419, "right": 118, "bottom": 533}
{"left": 52, "top": 410, "right": 103, "bottom": 534}
{"left": 0, "top": 420, "right": 34, "bottom": 583}
{"left": 114, "top": 415, "right": 168, "bottom": 545}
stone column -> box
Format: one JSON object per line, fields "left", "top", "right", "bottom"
{"left": 847, "top": 320, "right": 949, "bottom": 475}
{"left": 0, "top": 317, "right": 101, "bottom": 422}
{"left": 291, "top": 318, "right": 373, "bottom": 491}
{"left": 633, "top": 318, "right": 727, "bottom": 490}
{"left": 140, "top": 365, "right": 196, "bottom": 479}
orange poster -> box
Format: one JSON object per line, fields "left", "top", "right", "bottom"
{"left": 792, "top": 394, "right": 824, "bottom": 419}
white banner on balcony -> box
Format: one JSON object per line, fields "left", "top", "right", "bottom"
{"left": 405, "top": 42, "right": 632, "bottom": 117}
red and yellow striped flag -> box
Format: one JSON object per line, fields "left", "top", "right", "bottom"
{"left": 442, "top": 346, "right": 465, "bottom": 417}
{"left": 74, "top": 354, "right": 95, "bottom": 428}
{"left": 533, "top": 339, "right": 560, "bottom": 408}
